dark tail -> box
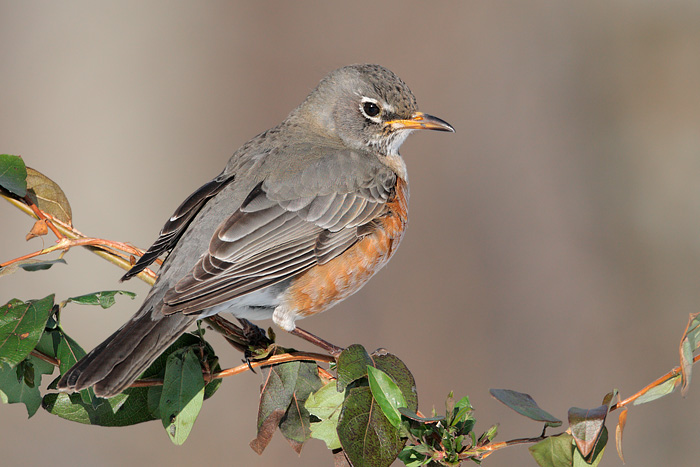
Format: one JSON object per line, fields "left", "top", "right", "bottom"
{"left": 57, "top": 305, "right": 196, "bottom": 398}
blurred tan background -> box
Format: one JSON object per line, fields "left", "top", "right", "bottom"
{"left": 2, "top": 1, "right": 700, "bottom": 466}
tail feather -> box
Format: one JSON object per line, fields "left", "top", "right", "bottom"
{"left": 57, "top": 306, "right": 196, "bottom": 398}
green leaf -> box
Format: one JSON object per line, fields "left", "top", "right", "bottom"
{"left": 0, "top": 154, "right": 27, "bottom": 197}
{"left": 573, "top": 426, "right": 607, "bottom": 467}
{"left": 679, "top": 312, "right": 700, "bottom": 396}
{"left": 337, "top": 385, "right": 403, "bottom": 467}
{"left": 0, "top": 353, "right": 54, "bottom": 418}
{"left": 65, "top": 290, "right": 136, "bottom": 309}
{"left": 479, "top": 423, "right": 499, "bottom": 445}
{"left": 306, "top": 382, "right": 346, "bottom": 450}
{"left": 278, "top": 360, "right": 323, "bottom": 452}
{"left": 251, "top": 354, "right": 302, "bottom": 454}
{"left": 55, "top": 328, "right": 87, "bottom": 375}
{"left": 250, "top": 351, "right": 322, "bottom": 454}
{"left": 397, "top": 407, "right": 444, "bottom": 423}
{"left": 307, "top": 380, "right": 346, "bottom": 420}
{"left": 397, "top": 448, "right": 433, "bottom": 467}
{"left": 0, "top": 296, "right": 55, "bottom": 367}
{"left": 372, "top": 350, "right": 418, "bottom": 412}
{"left": 43, "top": 332, "right": 220, "bottom": 427}
{"left": 159, "top": 347, "right": 205, "bottom": 445}
{"left": 0, "top": 361, "right": 42, "bottom": 417}
{"left": 31, "top": 329, "right": 61, "bottom": 372}
{"left": 156, "top": 332, "right": 221, "bottom": 402}
{"left": 450, "top": 395, "right": 474, "bottom": 426}
{"left": 310, "top": 418, "right": 343, "bottom": 451}
{"left": 20, "top": 259, "right": 67, "bottom": 272}
{"left": 634, "top": 374, "right": 680, "bottom": 405}
{"left": 529, "top": 433, "right": 575, "bottom": 467}
{"left": 25, "top": 167, "right": 73, "bottom": 225}
{"left": 367, "top": 365, "right": 406, "bottom": 428}
{"left": 14, "top": 259, "right": 67, "bottom": 274}
{"left": 336, "top": 344, "right": 373, "bottom": 392}
{"left": 42, "top": 389, "right": 155, "bottom": 426}
{"left": 490, "top": 388, "right": 562, "bottom": 427}
{"left": 52, "top": 326, "right": 91, "bottom": 403}
{"left": 0, "top": 259, "right": 66, "bottom": 277}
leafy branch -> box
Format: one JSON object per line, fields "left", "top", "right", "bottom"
{"left": 2, "top": 153, "right": 700, "bottom": 466}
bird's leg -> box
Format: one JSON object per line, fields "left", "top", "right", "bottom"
{"left": 289, "top": 327, "right": 344, "bottom": 357}
{"left": 193, "top": 321, "right": 215, "bottom": 380}
{"left": 236, "top": 318, "right": 271, "bottom": 348}
{"left": 205, "top": 315, "right": 266, "bottom": 348}
{"left": 236, "top": 318, "right": 275, "bottom": 368}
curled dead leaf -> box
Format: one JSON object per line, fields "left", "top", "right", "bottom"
{"left": 26, "top": 219, "right": 48, "bottom": 241}
{"left": 616, "top": 407, "right": 628, "bottom": 464}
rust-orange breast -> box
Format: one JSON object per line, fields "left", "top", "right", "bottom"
{"left": 285, "top": 177, "right": 409, "bottom": 316}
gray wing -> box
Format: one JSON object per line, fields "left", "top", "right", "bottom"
{"left": 122, "top": 172, "right": 234, "bottom": 280}
{"left": 161, "top": 149, "right": 397, "bottom": 315}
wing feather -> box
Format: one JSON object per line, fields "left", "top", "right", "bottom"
{"left": 161, "top": 150, "right": 399, "bottom": 316}
{"left": 121, "top": 174, "right": 233, "bottom": 280}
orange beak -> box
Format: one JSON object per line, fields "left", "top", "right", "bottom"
{"left": 386, "top": 111, "right": 455, "bottom": 132}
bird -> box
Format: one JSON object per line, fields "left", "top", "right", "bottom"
{"left": 57, "top": 64, "right": 454, "bottom": 397}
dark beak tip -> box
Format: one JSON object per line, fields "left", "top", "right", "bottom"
{"left": 430, "top": 121, "right": 455, "bottom": 133}
{"left": 420, "top": 113, "right": 455, "bottom": 133}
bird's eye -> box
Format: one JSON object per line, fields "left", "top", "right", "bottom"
{"left": 361, "top": 100, "right": 381, "bottom": 119}
{"left": 363, "top": 101, "right": 380, "bottom": 117}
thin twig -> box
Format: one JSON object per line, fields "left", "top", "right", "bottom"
{"left": 23, "top": 195, "right": 64, "bottom": 239}
{"left": 471, "top": 353, "right": 700, "bottom": 458}
{"left": 318, "top": 366, "right": 335, "bottom": 381}
{"left": 127, "top": 351, "right": 336, "bottom": 389}
{"left": 2, "top": 192, "right": 159, "bottom": 284}
{"left": 1, "top": 237, "right": 148, "bottom": 269}
{"left": 30, "top": 349, "right": 60, "bottom": 367}
{"left": 611, "top": 353, "right": 700, "bottom": 411}
{"left": 472, "top": 435, "right": 548, "bottom": 460}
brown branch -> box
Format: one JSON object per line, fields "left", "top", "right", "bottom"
{"left": 23, "top": 195, "right": 64, "bottom": 239}
{"left": 471, "top": 352, "right": 700, "bottom": 459}
{"left": 473, "top": 435, "right": 548, "bottom": 460}
{"left": 1, "top": 237, "right": 159, "bottom": 284}
{"left": 610, "top": 352, "right": 700, "bottom": 411}
{"left": 30, "top": 349, "right": 60, "bottom": 367}
{"left": 2, "top": 192, "right": 160, "bottom": 285}
{"left": 318, "top": 366, "right": 336, "bottom": 382}
{"left": 126, "top": 351, "right": 335, "bottom": 389}
{"left": 15, "top": 186, "right": 700, "bottom": 463}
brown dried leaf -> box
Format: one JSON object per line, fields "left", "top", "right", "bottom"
{"left": 249, "top": 408, "right": 285, "bottom": 455}
{"left": 25, "top": 167, "right": 72, "bottom": 226}
{"left": 333, "top": 449, "right": 352, "bottom": 467}
{"left": 615, "top": 408, "right": 628, "bottom": 464}
{"left": 26, "top": 219, "right": 48, "bottom": 241}
{"left": 286, "top": 438, "right": 303, "bottom": 455}
{"left": 568, "top": 404, "right": 608, "bottom": 458}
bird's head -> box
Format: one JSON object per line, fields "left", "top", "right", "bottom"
{"left": 300, "top": 64, "right": 454, "bottom": 156}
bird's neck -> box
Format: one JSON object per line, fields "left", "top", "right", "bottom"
{"left": 380, "top": 153, "right": 408, "bottom": 182}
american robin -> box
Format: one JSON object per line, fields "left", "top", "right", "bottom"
{"left": 58, "top": 64, "right": 454, "bottom": 397}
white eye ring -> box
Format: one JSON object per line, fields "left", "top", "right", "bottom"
{"left": 359, "top": 97, "right": 382, "bottom": 123}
